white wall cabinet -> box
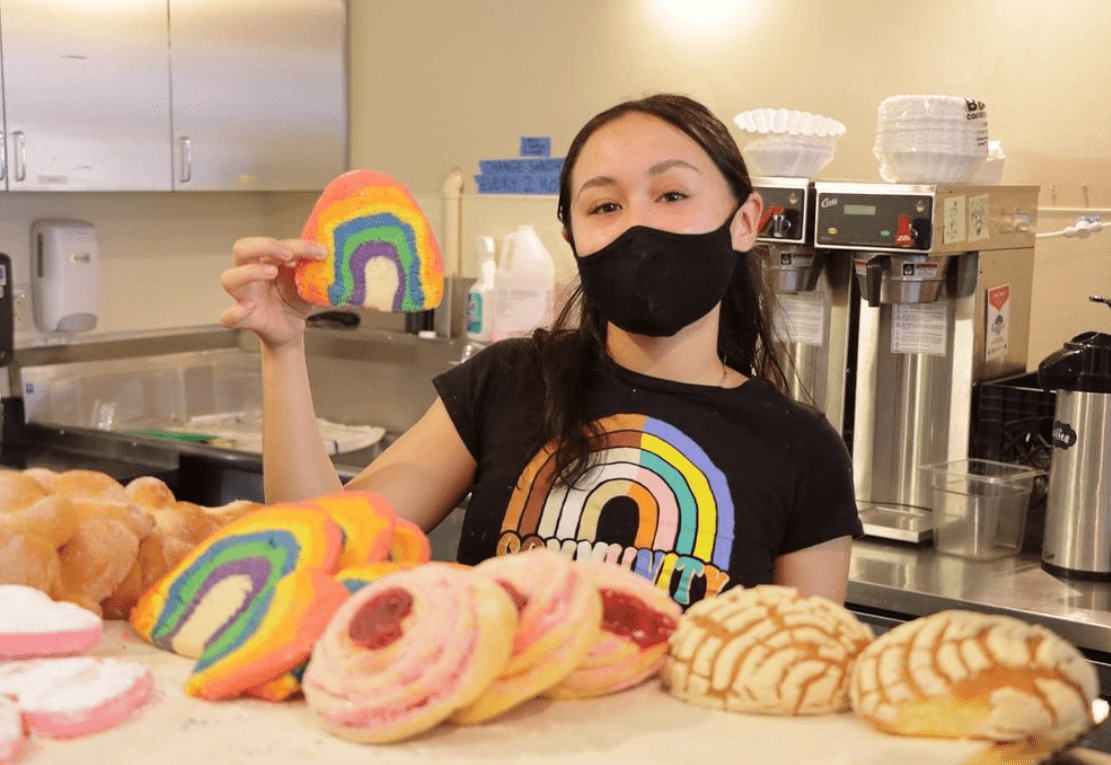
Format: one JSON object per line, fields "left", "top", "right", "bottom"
{"left": 0, "top": 0, "right": 347, "bottom": 192}
{"left": 0, "top": 0, "right": 173, "bottom": 191}
{"left": 168, "top": 0, "right": 347, "bottom": 191}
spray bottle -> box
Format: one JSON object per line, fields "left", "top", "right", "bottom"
{"left": 465, "top": 236, "right": 497, "bottom": 343}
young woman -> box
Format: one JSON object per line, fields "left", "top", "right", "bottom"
{"left": 219, "top": 94, "right": 861, "bottom": 608}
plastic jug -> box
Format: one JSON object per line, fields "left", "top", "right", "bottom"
{"left": 492, "top": 225, "right": 555, "bottom": 341}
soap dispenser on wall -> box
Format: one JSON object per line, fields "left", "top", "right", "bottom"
{"left": 30, "top": 220, "right": 100, "bottom": 333}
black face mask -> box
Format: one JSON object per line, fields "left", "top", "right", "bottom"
{"left": 574, "top": 209, "right": 741, "bottom": 337}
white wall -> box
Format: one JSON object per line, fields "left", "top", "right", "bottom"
{"left": 1, "top": 0, "right": 1107, "bottom": 369}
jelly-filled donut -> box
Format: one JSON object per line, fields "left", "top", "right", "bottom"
{"left": 303, "top": 562, "right": 517, "bottom": 743}
{"left": 296, "top": 169, "right": 444, "bottom": 313}
{"left": 545, "top": 561, "right": 682, "bottom": 699}
{"left": 451, "top": 548, "right": 602, "bottom": 724}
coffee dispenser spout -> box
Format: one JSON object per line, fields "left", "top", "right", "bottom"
{"left": 865, "top": 256, "right": 887, "bottom": 308}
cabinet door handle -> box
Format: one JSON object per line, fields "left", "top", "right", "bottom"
{"left": 178, "top": 136, "right": 192, "bottom": 183}
{"left": 0, "top": 131, "right": 5, "bottom": 182}
{"left": 12, "top": 131, "right": 26, "bottom": 182}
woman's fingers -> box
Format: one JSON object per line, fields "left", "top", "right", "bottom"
{"left": 233, "top": 237, "right": 291, "bottom": 266}
{"left": 232, "top": 237, "right": 325, "bottom": 266}
{"left": 219, "top": 301, "right": 255, "bottom": 330}
{"left": 281, "top": 238, "right": 328, "bottom": 261}
{"left": 220, "top": 263, "right": 278, "bottom": 300}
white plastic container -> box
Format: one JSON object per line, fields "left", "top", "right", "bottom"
{"left": 465, "top": 236, "right": 497, "bottom": 343}
{"left": 492, "top": 225, "right": 555, "bottom": 341}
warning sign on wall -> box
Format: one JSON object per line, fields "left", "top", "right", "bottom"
{"left": 986, "top": 284, "right": 1010, "bottom": 362}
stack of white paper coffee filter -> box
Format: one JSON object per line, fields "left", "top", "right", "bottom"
{"left": 733, "top": 108, "right": 846, "bottom": 178}
{"left": 874, "top": 95, "right": 989, "bottom": 183}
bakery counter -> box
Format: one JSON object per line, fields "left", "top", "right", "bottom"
{"left": 21, "top": 620, "right": 1102, "bottom": 765}
{"left": 847, "top": 538, "right": 1111, "bottom": 697}
{"left": 0, "top": 410, "right": 389, "bottom": 506}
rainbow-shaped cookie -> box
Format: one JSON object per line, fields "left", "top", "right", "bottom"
{"left": 306, "top": 491, "right": 398, "bottom": 569}
{"left": 129, "top": 506, "right": 349, "bottom": 700}
{"left": 296, "top": 169, "right": 444, "bottom": 313}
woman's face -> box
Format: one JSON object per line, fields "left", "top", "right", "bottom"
{"left": 567, "top": 111, "right": 759, "bottom": 257}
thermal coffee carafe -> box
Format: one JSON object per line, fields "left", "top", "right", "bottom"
{"left": 814, "top": 182, "right": 1039, "bottom": 542}
{"left": 752, "top": 177, "right": 853, "bottom": 434}
{"left": 1039, "top": 297, "right": 1111, "bottom": 579}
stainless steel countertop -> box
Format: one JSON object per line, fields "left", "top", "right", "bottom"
{"left": 849, "top": 538, "right": 1111, "bottom": 655}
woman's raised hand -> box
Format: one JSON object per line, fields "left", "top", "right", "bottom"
{"left": 220, "top": 237, "right": 326, "bottom": 349}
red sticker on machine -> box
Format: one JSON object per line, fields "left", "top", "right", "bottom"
{"left": 988, "top": 284, "right": 1010, "bottom": 311}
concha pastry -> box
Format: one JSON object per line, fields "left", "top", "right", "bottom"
{"left": 849, "top": 609, "right": 1099, "bottom": 741}
{"left": 663, "top": 584, "right": 873, "bottom": 715}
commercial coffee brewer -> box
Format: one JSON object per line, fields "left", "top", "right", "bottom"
{"left": 752, "top": 177, "right": 854, "bottom": 434}
{"left": 813, "top": 182, "right": 1039, "bottom": 541}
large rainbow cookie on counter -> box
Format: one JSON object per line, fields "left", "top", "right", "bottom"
{"left": 129, "top": 505, "right": 350, "bottom": 701}
{"left": 295, "top": 169, "right": 444, "bottom": 312}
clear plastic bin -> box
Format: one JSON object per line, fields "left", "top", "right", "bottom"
{"left": 920, "top": 458, "right": 1045, "bottom": 560}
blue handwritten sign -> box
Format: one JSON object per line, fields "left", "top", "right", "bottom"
{"left": 474, "top": 173, "right": 560, "bottom": 194}
{"left": 519, "top": 137, "right": 551, "bottom": 157}
{"left": 479, "top": 158, "right": 564, "bottom": 174}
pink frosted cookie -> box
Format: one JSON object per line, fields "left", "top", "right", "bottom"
{"left": 544, "top": 561, "right": 682, "bottom": 699}
{"left": 0, "top": 585, "right": 102, "bottom": 659}
{"left": 240, "top": 561, "right": 421, "bottom": 703}
{"left": 451, "top": 548, "right": 602, "bottom": 724}
{"left": 302, "top": 562, "right": 517, "bottom": 743}
{"left": 0, "top": 657, "right": 152, "bottom": 738}
{"left": 0, "top": 698, "right": 24, "bottom": 764}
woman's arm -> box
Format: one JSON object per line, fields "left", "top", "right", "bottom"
{"left": 344, "top": 398, "right": 478, "bottom": 532}
{"left": 220, "top": 236, "right": 343, "bottom": 503}
{"left": 772, "top": 535, "right": 853, "bottom": 603}
{"left": 260, "top": 338, "right": 345, "bottom": 502}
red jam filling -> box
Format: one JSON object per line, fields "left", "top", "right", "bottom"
{"left": 599, "top": 588, "right": 676, "bottom": 649}
{"left": 348, "top": 587, "right": 413, "bottom": 650}
{"left": 497, "top": 580, "right": 530, "bottom": 613}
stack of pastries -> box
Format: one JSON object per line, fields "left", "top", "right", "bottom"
{"left": 0, "top": 468, "right": 261, "bottom": 618}
{"left": 301, "top": 548, "right": 683, "bottom": 743}
{"left": 661, "top": 584, "right": 1100, "bottom": 745}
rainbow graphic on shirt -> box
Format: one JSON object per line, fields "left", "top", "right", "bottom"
{"left": 498, "top": 413, "right": 733, "bottom": 605}
{"left": 295, "top": 169, "right": 444, "bottom": 313}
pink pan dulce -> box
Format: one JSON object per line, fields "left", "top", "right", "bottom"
{"left": 0, "top": 698, "right": 24, "bottom": 765}
{"left": 0, "top": 584, "right": 102, "bottom": 659}
{"left": 0, "top": 657, "right": 153, "bottom": 739}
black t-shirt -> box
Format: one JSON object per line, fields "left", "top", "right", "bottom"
{"left": 433, "top": 338, "right": 861, "bottom": 609}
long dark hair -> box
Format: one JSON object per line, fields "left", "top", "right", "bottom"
{"left": 535, "top": 93, "right": 788, "bottom": 486}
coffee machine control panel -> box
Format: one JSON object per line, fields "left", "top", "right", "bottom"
{"left": 815, "top": 192, "right": 933, "bottom": 250}
{"left": 753, "top": 179, "right": 813, "bottom": 246}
